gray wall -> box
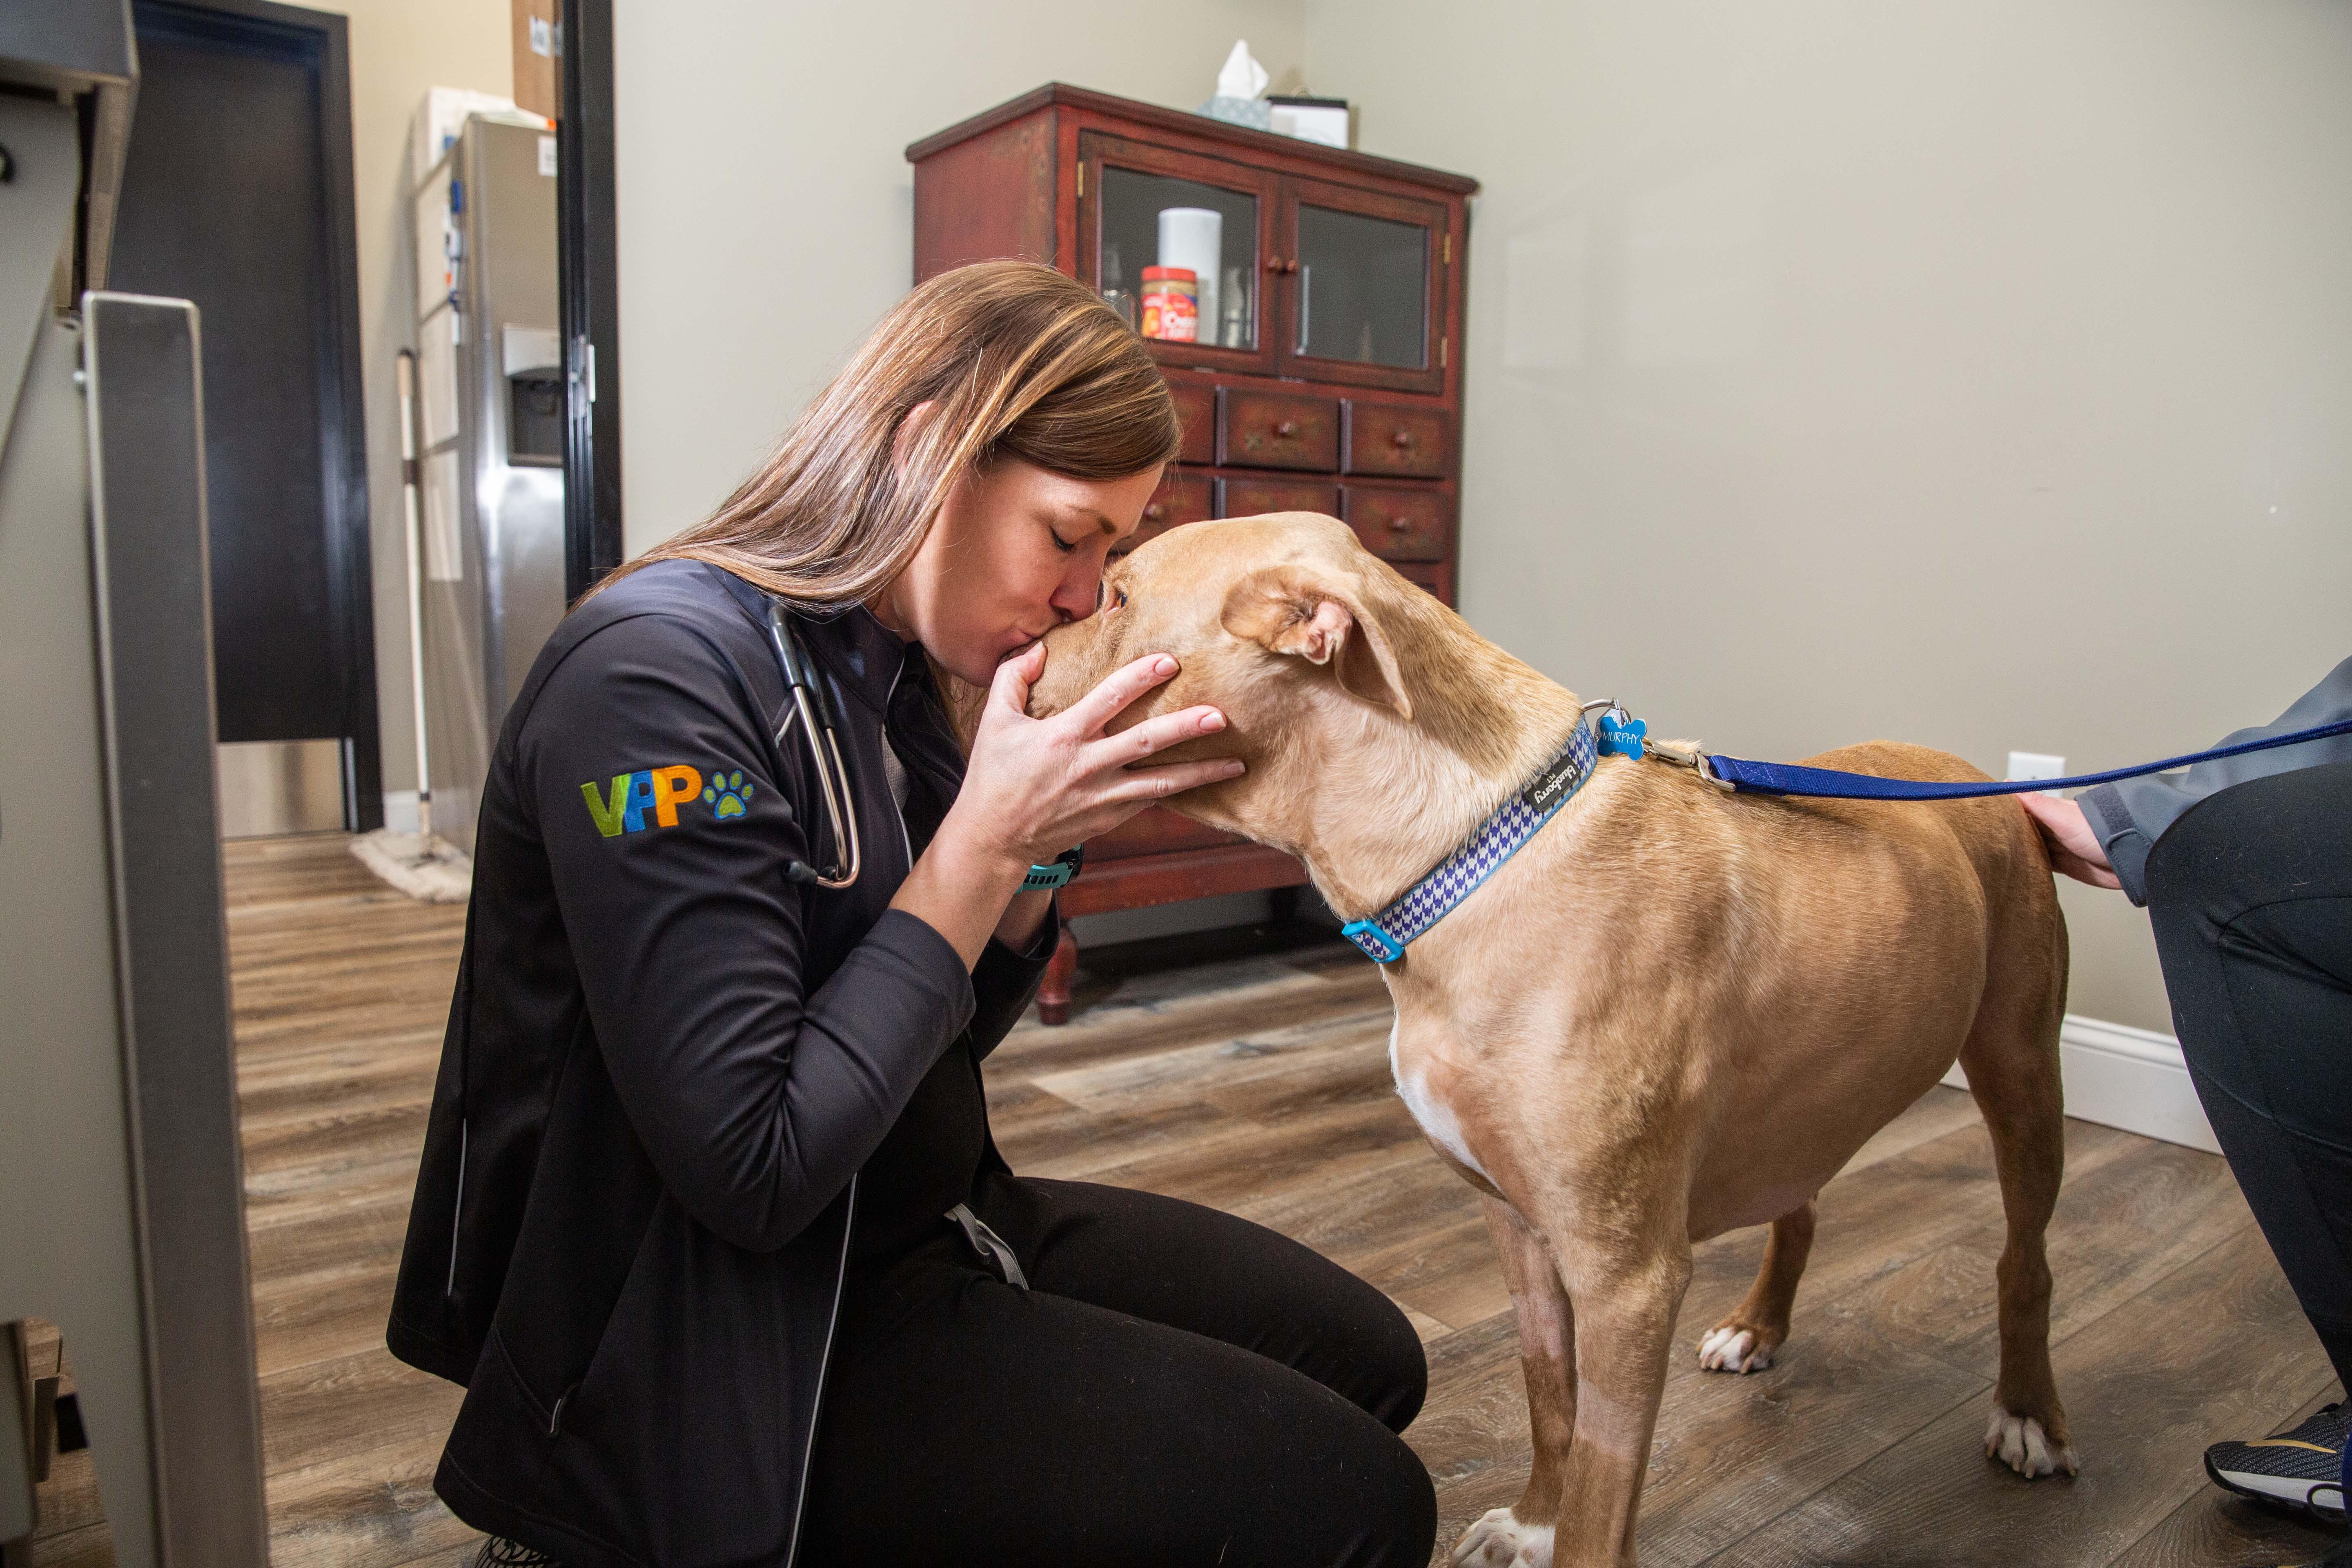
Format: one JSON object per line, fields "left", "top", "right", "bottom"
{"left": 613, "top": 2, "right": 1304, "bottom": 556}
{"left": 1307, "top": 0, "right": 2352, "bottom": 1031}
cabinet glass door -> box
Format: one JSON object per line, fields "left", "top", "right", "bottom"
{"left": 1278, "top": 176, "right": 1449, "bottom": 393}
{"left": 1079, "top": 133, "right": 1275, "bottom": 374}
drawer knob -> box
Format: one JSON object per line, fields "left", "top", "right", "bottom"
{"left": 1145, "top": 503, "right": 1164, "bottom": 520}
{"left": 1275, "top": 419, "right": 1298, "bottom": 437}
{"left": 1388, "top": 515, "right": 1411, "bottom": 531}
{"left": 1392, "top": 429, "right": 1414, "bottom": 447}
{"left": 1283, "top": 258, "right": 1300, "bottom": 275}
{"left": 1264, "top": 255, "right": 1284, "bottom": 272}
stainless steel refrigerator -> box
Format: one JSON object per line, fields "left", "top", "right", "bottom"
{"left": 411, "top": 114, "right": 567, "bottom": 851}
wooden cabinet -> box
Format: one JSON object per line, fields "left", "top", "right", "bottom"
{"left": 1168, "top": 379, "right": 1216, "bottom": 465}
{"left": 1132, "top": 470, "right": 1213, "bottom": 551}
{"left": 1342, "top": 399, "right": 1451, "bottom": 478}
{"left": 1216, "top": 387, "right": 1339, "bottom": 470}
{"left": 909, "top": 85, "right": 1477, "bottom": 1019}
{"left": 1341, "top": 483, "right": 1452, "bottom": 560}
{"left": 1220, "top": 475, "right": 1341, "bottom": 517}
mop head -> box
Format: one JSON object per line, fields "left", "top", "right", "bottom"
{"left": 350, "top": 829, "right": 473, "bottom": 904}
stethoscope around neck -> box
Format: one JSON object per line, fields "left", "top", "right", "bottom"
{"left": 765, "top": 599, "right": 863, "bottom": 889}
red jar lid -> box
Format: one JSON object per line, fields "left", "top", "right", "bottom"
{"left": 1139, "top": 266, "right": 1196, "bottom": 283}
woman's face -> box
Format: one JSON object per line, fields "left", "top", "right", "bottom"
{"left": 872, "top": 455, "right": 1164, "bottom": 687}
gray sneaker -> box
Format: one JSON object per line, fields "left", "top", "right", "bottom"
{"left": 2205, "top": 1401, "right": 2348, "bottom": 1520}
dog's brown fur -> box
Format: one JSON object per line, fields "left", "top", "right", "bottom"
{"left": 1028, "top": 514, "right": 2076, "bottom": 1568}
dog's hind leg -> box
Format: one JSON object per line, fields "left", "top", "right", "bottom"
{"left": 1696, "top": 1198, "right": 1815, "bottom": 1374}
{"left": 1958, "top": 889, "right": 2078, "bottom": 1479}
{"left": 1455, "top": 1193, "right": 1574, "bottom": 1568}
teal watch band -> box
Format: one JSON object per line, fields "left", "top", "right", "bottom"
{"left": 1021, "top": 846, "right": 1083, "bottom": 891}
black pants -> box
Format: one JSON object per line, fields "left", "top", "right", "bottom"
{"left": 796, "top": 1172, "right": 1436, "bottom": 1568}
{"left": 2147, "top": 761, "right": 2352, "bottom": 1390}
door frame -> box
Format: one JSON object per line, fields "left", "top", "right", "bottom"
{"left": 131, "top": 0, "right": 383, "bottom": 829}
{"left": 560, "top": 0, "right": 626, "bottom": 599}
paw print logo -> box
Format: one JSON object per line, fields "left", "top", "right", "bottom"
{"left": 704, "top": 769, "right": 754, "bottom": 820}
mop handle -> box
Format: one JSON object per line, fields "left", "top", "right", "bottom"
{"left": 395, "top": 350, "right": 433, "bottom": 839}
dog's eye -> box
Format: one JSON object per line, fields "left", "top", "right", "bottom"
{"left": 1113, "top": 588, "right": 1129, "bottom": 610}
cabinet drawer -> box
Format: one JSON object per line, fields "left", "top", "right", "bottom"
{"left": 1218, "top": 476, "right": 1341, "bottom": 518}
{"left": 1169, "top": 380, "right": 1216, "bottom": 466}
{"left": 1122, "top": 471, "right": 1212, "bottom": 554}
{"left": 1341, "top": 484, "right": 1452, "bottom": 561}
{"left": 1393, "top": 560, "right": 1455, "bottom": 606}
{"left": 1341, "top": 400, "right": 1450, "bottom": 478}
{"left": 1217, "top": 388, "right": 1339, "bottom": 471}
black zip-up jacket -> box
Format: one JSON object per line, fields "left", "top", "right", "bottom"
{"left": 387, "top": 559, "right": 1056, "bottom": 1566}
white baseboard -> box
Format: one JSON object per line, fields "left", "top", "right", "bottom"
{"left": 1940, "top": 1014, "right": 2218, "bottom": 1154}
{"left": 381, "top": 790, "right": 421, "bottom": 835}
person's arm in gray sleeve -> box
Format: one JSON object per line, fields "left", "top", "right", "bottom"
{"left": 2078, "top": 655, "right": 2352, "bottom": 905}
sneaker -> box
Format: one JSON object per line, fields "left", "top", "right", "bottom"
{"left": 473, "top": 1541, "right": 563, "bottom": 1568}
{"left": 2206, "top": 1401, "right": 2348, "bottom": 1520}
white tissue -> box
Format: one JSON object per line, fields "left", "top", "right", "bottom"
{"left": 1216, "top": 40, "right": 1269, "bottom": 102}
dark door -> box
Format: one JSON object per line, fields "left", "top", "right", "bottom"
{"left": 108, "top": 0, "right": 381, "bottom": 829}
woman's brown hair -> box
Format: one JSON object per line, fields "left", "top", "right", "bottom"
{"left": 594, "top": 260, "right": 1180, "bottom": 612}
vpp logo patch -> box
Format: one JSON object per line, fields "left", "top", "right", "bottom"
{"left": 704, "top": 770, "right": 754, "bottom": 818}
{"left": 578, "top": 764, "right": 753, "bottom": 838}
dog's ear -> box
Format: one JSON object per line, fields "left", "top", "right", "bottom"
{"left": 1219, "top": 564, "right": 1412, "bottom": 719}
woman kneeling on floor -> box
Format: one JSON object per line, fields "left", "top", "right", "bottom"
{"left": 385, "top": 261, "right": 1435, "bottom": 1568}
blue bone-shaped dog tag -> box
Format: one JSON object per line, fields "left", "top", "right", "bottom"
{"left": 1597, "top": 709, "right": 1647, "bottom": 760}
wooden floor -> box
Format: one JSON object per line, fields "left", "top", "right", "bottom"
{"left": 20, "top": 833, "right": 2347, "bottom": 1566}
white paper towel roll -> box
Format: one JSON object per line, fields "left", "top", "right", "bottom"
{"left": 1157, "top": 207, "right": 1222, "bottom": 345}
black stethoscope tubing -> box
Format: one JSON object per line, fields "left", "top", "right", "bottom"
{"left": 765, "top": 600, "right": 864, "bottom": 889}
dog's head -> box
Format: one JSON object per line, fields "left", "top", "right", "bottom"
{"left": 1027, "top": 512, "right": 1419, "bottom": 836}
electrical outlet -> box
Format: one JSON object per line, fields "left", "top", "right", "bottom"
{"left": 2007, "top": 751, "right": 2066, "bottom": 799}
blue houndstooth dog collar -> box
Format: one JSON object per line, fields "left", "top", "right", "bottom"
{"left": 1341, "top": 714, "right": 1605, "bottom": 964}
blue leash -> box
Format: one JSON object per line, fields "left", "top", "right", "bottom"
{"left": 1337, "top": 707, "right": 2351, "bottom": 966}
{"left": 1682, "top": 717, "right": 2352, "bottom": 801}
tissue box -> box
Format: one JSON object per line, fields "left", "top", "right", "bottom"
{"left": 1196, "top": 94, "right": 1273, "bottom": 132}
{"left": 1268, "top": 96, "right": 1350, "bottom": 149}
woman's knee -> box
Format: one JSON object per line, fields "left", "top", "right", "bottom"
{"left": 1265, "top": 1246, "right": 1428, "bottom": 1433}
{"left": 1288, "top": 1398, "right": 1436, "bottom": 1568}
{"left": 1363, "top": 1426, "right": 1438, "bottom": 1568}
{"left": 1345, "top": 1286, "right": 1429, "bottom": 1434}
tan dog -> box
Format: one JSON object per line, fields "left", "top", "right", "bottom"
{"left": 1027, "top": 514, "right": 2076, "bottom": 1568}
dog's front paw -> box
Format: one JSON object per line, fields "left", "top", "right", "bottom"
{"left": 1697, "top": 1323, "right": 1777, "bottom": 1374}
{"left": 1451, "top": 1507, "right": 1555, "bottom": 1568}
{"left": 1984, "top": 1404, "right": 2080, "bottom": 1479}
